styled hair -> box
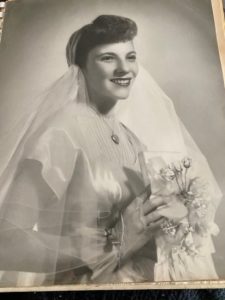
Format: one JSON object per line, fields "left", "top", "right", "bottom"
{"left": 66, "top": 15, "right": 137, "bottom": 68}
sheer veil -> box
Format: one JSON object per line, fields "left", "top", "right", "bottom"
{"left": 1, "top": 63, "right": 221, "bottom": 202}
{"left": 0, "top": 27, "right": 221, "bottom": 206}
{"left": 0, "top": 27, "right": 222, "bottom": 285}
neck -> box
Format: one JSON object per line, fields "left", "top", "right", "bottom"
{"left": 87, "top": 92, "right": 118, "bottom": 117}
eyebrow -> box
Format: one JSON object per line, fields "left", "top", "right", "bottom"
{"left": 96, "top": 51, "right": 137, "bottom": 58}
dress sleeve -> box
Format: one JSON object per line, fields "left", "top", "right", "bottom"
{"left": 24, "top": 127, "right": 80, "bottom": 200}
{"left": 22, "top": 128, "right": 122, "bottom": 283}
{"left": 1, "top": 123, "right": 158, "bottom": 284}
{"left": 0, "top": 126, "right": 82, "bottom": 276}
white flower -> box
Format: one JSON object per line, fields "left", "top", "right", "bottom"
{"left": 170, "top": 162, "right": 183, "bottom": 173}
{"left": 160, "top": 167, "right": 176, "bottom": 181}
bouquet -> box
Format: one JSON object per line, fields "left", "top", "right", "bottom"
{"left": 153, "top": 157, "right": 219, "bottom": 256}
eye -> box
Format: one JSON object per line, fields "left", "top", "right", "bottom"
{"left": 100, "top": 55, "right": 115, "bottom": 62}
{"left": 127, "top": 54, "right": 136, "bottom": 62}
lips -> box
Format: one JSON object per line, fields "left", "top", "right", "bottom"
{"left": 110, "top": 78, "right": 132, "bottom": 87}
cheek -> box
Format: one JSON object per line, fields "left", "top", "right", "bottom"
{"left": 97, "top": 68, "right": 116, "bottom": 93}
{"left": 132, "top": 63, "right": 139, "bottom": 78}
{"left": 86, "top": 68, "right": 105, "bottom": 90}
{"left": 99, "top": 64, "right": 114, "bottom": 79}
{"left": 92, "top": 65, "right": 113, "bottom": 86}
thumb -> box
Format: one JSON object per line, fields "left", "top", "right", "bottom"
{"left": 138, "top": 184, "right": 151, "bottom": 202}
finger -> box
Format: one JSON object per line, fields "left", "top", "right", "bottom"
{"left": 144, "top": 184, "right": 151, "bottom": 199}
{"left": 142, "top": 196, "right": 167, "bottom": 215}
{"left": 145, "top": 210, "right": 163, "bottom": 224}
{"left": 145, "top": 217, "right": 165, "bottom": 232}
{"left": 149, "top": 196, "right": 168, "bottom": 213}
{"left": 142, "top": 198, "right": 152, "bottom": 215}
{"left": 137, "top": 185, "right": 151, "bottom": 202}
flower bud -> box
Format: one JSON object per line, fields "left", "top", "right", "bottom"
{"left": 182, "top": 157, "right": 192, "bottom": 168}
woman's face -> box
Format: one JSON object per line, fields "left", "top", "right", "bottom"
{"left": 82, "top": 40, "right": 139, "bottom": 102}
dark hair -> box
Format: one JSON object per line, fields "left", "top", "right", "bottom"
{"left": 67, "top": 15, "right": 137, "bottom": 68}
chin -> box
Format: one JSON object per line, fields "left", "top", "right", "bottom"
{"left": 109, "top": 93, "right": 129, "bottom": 101}
{"left": 110, "top": 89, "right": 131, "bottom": 100}
{"left": 118, "top": 94, "right": 130, "bottom": 100}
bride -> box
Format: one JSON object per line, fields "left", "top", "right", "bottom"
{"left": 0, "top": 14, "right": 221, "bottom": 286}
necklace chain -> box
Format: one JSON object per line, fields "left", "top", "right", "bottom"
{"left": 101, "top": 116, "right": 120, "bottom": 145}
{"left": 88, "top": 104, "right": 120, "bottom": 144}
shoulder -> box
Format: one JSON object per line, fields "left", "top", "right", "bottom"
{"left": 31, "top": 103, "right": 87, "bottom": 144}
{"left": 23, "top": 103, "right": 87, "bottom": 158}
{"left": 40, "top": 102, "right": 96, "bottom": 133}
{"left": 42, "top": 102, "right": 83, "bottom": 130}
{"left": 22, "top": 103, "right": 89, "bottom": 199}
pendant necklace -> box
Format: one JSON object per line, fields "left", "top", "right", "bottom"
{"left": 111, "top": 134, "right": 120, "bottom": 145}
{"left": 88, "top": 104, "right": 120, "bottom": 145}
{"left": 102, "top": 116, "right": 120, "bottom": 145}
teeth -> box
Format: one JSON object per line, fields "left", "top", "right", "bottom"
{"left": 111, "top": 79, "right": 131, "bottom": 86}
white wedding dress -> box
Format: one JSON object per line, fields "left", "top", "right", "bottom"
{"left": 0, "top": 64, "right": 222, "bottom": 286}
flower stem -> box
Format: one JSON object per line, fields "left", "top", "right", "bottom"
{"left": 184, "top": 168, "right": 188, "bottom": 191}
{"left": 174, "top": 170, "right": 183, "bottom": 193}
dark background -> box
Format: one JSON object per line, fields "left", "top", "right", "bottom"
{"left": 1, "top": 289, "right": 225, "bottom": 300}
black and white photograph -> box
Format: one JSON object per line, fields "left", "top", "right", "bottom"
{"left": 0, "top": 0, "right": 225, "bottom": 290}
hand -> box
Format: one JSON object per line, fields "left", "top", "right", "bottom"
{"left": 119, "top": 187, "right": 167, "bottom": 264}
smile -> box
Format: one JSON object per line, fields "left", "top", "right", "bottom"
{"left": 110, "top": 78, "right": 132, "bottom": 87}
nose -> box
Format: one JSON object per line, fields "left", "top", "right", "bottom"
{"left": 114, "top": 59, "right": 130, "bottom": 76}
